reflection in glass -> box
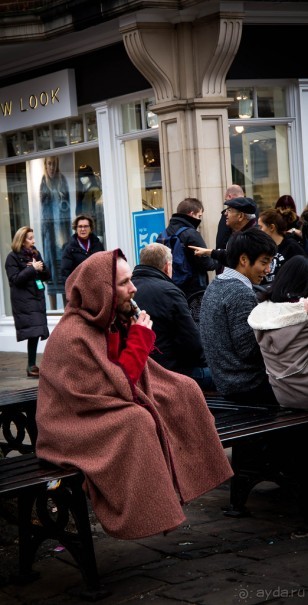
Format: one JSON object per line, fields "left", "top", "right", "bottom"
{"left": 69, "top": 119, "right": 84, "bottom": 144}
{"left": 257, "top": 87, "right": 286, "bottom": 118}
{"left": 85, "top": 112, "right": 98, "bottom": 141}
{"left": 227, "top": 85, "right": 286, "bottom": 119}
{"left": 6, "top": 133, "right": 20, "bottom": 157}
{"left": 53, "top": 121, "right": 67, "bottom": 147}
{"left": 124, "top": 136, "right": 162, "bottom": 213}
{"left": 37, "top": 126, "right": 51, "bottom": 151}
{"left": 20, "top": 129, "right": 35, "bottom": 154}
{"left": 229, "top": 124, "right": 290, "bottom": 210}
{"left": 121, "top": 101, "right": 142, "bottom": 133}
{"left": 145, "top": 98, "right": 158, "bottom": 129}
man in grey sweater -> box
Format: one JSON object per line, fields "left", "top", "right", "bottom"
{"left": 199, "top": 229, "right": 278, "bottom": 407}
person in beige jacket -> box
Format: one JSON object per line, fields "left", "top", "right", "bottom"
{"left": 248, "top": 255, "right": 308, "bottom": 409}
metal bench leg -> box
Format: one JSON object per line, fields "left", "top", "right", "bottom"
{"left": 17, "top": 487, "right": 42, "bottom": 583}
{"left": 34, "top": 475, "right": 110, "bottom": 600}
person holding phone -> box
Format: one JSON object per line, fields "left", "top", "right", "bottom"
{"left": 5, "top": 226, "right": 50, "bottom": 377}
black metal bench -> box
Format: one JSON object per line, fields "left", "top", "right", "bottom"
{"left": 0, "top": 387, "right": 108, "bottom": 600}
{"left": 1, "top": 387, "right": 308, "bottom": 594}
{"left": 206, "top": 394, "right": 308, "bottom": 517}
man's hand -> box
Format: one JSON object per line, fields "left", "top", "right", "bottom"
{"left": 188, "top": 245, "right": 213, "bottom": 256}
{"left": 133, "top": 310, "right": 153, "bottom": 330}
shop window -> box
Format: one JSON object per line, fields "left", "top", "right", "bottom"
{"left": 2, "top": 110, "right": 98, "bottom": 158}
{"left": 6, "top": 132, "right": 20, "bottom": 157}
{"left": 20, "top": 129, "right": 35, "bottom": 155}
{"left": 229, "top": 123, "right": 290, "bottom": 210}
{"left": 121, "top": 98, "right": 157, "bottom": 133}
{"left": 227, "top": 85, "right": 286, "bottom": 120}
{"left": 85, "top": 112, "right": 98, "bottom": 141}
{"left": 53, "top": 121, "right": 68, "bottom": 148}
{"left": 36, "top": 126, "right": 51, "bottom": 151}
{"left": 1, "top": 148, "right": 104, "bottom": 316}
{"left": 227, "top": 84, "right": 290, "bottom": 209}
{"left": 69, "top": 118, "right": 84, "bottom": 145}
{"left": 124, "top": 136, "right": 162, "bottom": 213}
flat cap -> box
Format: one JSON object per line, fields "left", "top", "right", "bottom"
{"left": 224, "top": 197, "right": 256, "bottom": 213}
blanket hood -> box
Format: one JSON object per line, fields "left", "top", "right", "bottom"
{"left": 65, "top": 249, "right": 126, "bottom": 329}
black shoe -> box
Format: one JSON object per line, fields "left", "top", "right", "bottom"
{"left": 27, "top": 366, "right": 39, "bottom": 378}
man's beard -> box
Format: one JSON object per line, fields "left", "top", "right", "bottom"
{"left": 116, "top": 302, "right": 134, "bottom": 322}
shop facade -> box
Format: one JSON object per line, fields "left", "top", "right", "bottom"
{"left": 1, "top": 2, "right": 308, "bottom": 351}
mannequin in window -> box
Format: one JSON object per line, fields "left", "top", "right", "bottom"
{"left": 76, "top": 164, "right": 105, "bottom": 246}
{"left": 40, "top": 156, "right": 71, "bottom": 310}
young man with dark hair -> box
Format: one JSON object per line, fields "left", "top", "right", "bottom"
{"left": 199, "top": 229, "right": 278, "bottom": 407}
{"left": 158, "top": 197, "right": 219, "bottom": 297}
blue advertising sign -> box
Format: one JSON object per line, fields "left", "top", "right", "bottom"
{"left": 132, "top": 209, "right": 165, "bottom": 264}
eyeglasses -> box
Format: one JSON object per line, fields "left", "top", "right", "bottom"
{"left": 77, "top": 225, "right": 90, "bottom": 230}
{"left": 225, "top": 208, "right": 239, "bottom": 214}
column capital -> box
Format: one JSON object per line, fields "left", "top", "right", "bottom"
{"left": 121, "top": 10, "right": 243, "bottom": 106}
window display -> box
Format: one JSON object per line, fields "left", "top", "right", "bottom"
{"left": 1, "top": 148, "right": 104, "bottom": 316}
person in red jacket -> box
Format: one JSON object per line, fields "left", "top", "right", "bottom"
{"left": 36, "top": 249, "right": 232, "bottom": 540}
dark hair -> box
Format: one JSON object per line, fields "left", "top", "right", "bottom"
{"left": 72, "top": 214, "right": 94, "bottom": 231}
{"left": 275, "top": 194, "right": 297, "bottom": 213}
{"left": 177, "top": 198, "right": 204, "bottom": 214}
{"left": 259, "top": 208, "right": 290, "bottom": 235}
{"left": 226, "top": 228, "right": 277, "bottom": 269}
{"left": 300, "top": 207, "right": 308, "bottom": 241}
{"left": 270, "top": 256, "right": 308, "bottom": 302}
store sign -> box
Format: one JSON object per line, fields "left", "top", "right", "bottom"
{"left": 132, "top": 209, "right": 165, "bottom": 263}
{"left": 0, "top": 69, "right": 77, "bottom": 133}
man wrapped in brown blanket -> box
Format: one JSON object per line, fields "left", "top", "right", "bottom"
{"left": 36, "top": 249, "right": 232, "bottom": 539}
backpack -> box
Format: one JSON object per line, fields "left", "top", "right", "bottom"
{"left": 156, "top": 226, "right": 193, "bottom": 286}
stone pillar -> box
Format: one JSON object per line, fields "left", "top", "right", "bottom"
{"left": 120, "top": 6, "right": 243, "bottom": 246}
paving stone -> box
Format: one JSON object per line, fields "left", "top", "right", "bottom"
{"left": 1, "top": 352, "right": 308, "bottom": 605}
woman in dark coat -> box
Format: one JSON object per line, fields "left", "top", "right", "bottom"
{"left": 5, "top": 226, "right": 50, "bottom": 377}
{"left": 61, "top": 214, "right": 104, "bottom": 283}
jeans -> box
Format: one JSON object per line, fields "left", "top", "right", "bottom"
{"left": 187, "top": 366, "right": 217, "bottom": 391}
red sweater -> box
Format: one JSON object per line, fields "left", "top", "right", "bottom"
{"left": 108, "top": 323, "right": 156, "bottom": 385}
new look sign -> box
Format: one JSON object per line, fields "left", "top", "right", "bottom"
{"left": 0, "top": 69, "right": 77, "bottom": 133}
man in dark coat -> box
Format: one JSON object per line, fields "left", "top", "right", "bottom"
{"left": 158, "top": 198, "right": 219, "bottom": 298}
{"left": 191, "top": 197, "right": 258, "bottom": 268}
{"left": 132, "top": 243, "right": 215, "bottom": 390}
{"left": 61, "top": 214, "right": 104, "bottom": 283}
{"left": 216, "top": 184, "right": 245, "bottom": 250}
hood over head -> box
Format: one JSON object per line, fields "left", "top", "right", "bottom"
{"left": 65, "top": 249, "right": 126, "bottom": 329}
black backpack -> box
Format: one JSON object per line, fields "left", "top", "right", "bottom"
{"left": 156, "top": 226, "right": 193, "bottom": 286}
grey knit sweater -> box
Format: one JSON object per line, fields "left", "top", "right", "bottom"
{"left": 199, "top": 274, "right": 266, "bottom": 395}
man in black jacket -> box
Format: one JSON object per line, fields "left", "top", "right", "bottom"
{"left": 132, "top": 242, "right": 215, "bottom": 390}
{"left": 61, "top": 214, "right": 104, "bottom": 283}
{"left": 158, "top": 198, "right": 219, "bottom": 298}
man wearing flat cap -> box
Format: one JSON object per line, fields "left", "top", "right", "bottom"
{"left": 190, "top": 196, "right": 258, "bottom": 268}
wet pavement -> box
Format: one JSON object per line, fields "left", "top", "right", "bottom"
{"left": 0, "top": 352, "right": 307, "bottom": 604}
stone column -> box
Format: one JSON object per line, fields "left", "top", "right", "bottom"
{"left": 120, "top": 6, "right": 243, "bottom": 246}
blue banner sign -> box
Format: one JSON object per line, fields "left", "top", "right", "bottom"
{"left": 132, "top": 209, "right": 165, "bottom": 264}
